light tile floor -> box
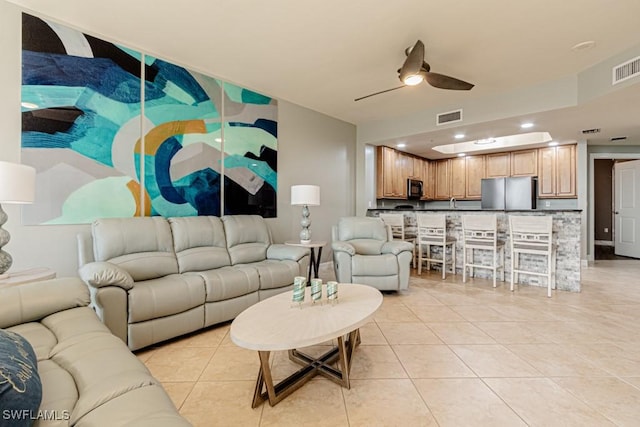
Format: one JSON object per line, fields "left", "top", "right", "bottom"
{"left": 138, "top": 260, "right": 640, "bottom": 426}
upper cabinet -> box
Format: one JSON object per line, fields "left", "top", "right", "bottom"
{"left": 376, "top": 144, "right": 577, "bottom": 201}
{"left": 510, "top": 149, "right": 538, "bottom": 177}
{"left": 538, "top": 144, "right": 576, "bottom": 198}
{"left": 376, "top": 146, "right": 398, "bottom": 198}
{"left": 465, "top": 155, "right": 485, "bottom": 199}
{"left": 485, "top": 153, "right": 511, "bottom": 178}
{"left": 434, "top": 159, "right": 451, "bottom": 200}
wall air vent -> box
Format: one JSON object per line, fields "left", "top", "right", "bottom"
{"left": 436, "top": 109, "right": 462, "bottom": 126}
{"left": 582, "top": 128, "right": 601, "bottom": 134}
{"left": 613, "top": 56, "right": 640, "bottom": 85}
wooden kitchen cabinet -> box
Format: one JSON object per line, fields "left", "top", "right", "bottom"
{"left": 394, "top": 151, "right": 409, "bottom": 198}
{"left": 465, "top": 155, "right": 485, "bottom": 199}
{"left": 434, "top": 159, "right": 451, "bottom": 200}
{"left": 511, "top": 149, "right": 538, "bottom": 177}
{"left": 377, "top": 146, "right": 399, "bottom": 198}
{"left": 537, "top": 144, "right": 576, "bottom": 198}
{"left": 421, "top": 159, "right": 434, "bottom": 200}
{"left": 485, "top": 153, "right": 511, "bottom": 178}
{"left": 450, "top": 157, "right": 466, "bottom": 199}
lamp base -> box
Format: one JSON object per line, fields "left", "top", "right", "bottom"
{"left": 299, "top": 204, "right": 312, "bottom": 244}
{"left": 300, "top": 239, "right": 311, "bottom": 244}
{"left": 0, "top": 203, "right": 11, "bottom": 276}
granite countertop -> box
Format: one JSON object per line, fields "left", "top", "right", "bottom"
{"left": 368, "top": 208, "right": 583, "bottom": 213}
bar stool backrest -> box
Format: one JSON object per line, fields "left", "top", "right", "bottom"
{"left": 462, "top": 214, "right": 498, "bottom": 245}
{"left": 417, "top": 214, "right": 447, "bottom": 244}
{"left": 379, "top": 213, "right": 407, "bottom": 240}
{"left": 509, "top": 215, "right": 553, "bottom": 250}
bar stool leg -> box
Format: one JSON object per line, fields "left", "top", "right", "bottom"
{"left": 492, "top": 248, "right": 497, "bottom": 288}
{"left": 451, "top": 243, "right": 456, "bottom": 276}
{"left": 441, "top": 244, "right": 446, "bottom": 280}
{"left": 462, "top": 244, "right": 467, "bottom": 283}
{"left": 418, "top": 243, "right": 422, "bottom": 275}
{"left": 510, "top": 250, "right": 515, "bottom": 292}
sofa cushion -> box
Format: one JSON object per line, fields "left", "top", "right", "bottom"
{"left": 169, "top": 216, "right": 231, "bottom": 272}
{"left": 0, "top": 329, "right": 43, "bottom": 426}
{"left": 128, "top": 274, "right": 205, "bottom": 323}
{"left": 192, "top": 266, "right": 260, "bottom": 302}
{"left": 92, "top": 217, "right": 178, "bottom": 281}
{"left": 222, "top": 215, "right": 271, "bottom": 264}
{"left": 7, "top": 323, "right": 57, "bottom": 362}
{"left": 239, "top": 260, "right": 300, "bottom": 291}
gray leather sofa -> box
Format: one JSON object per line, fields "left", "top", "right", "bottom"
{"left": 332, "top": 216, "right": 414, "bottom": 291}
{"left": 0, "top": 277, "right": 190, "bottom": 426}
{"left": 77, "top": 215, "right": 309, "bottom": 351}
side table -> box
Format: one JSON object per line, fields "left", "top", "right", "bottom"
{"left": 284, "top": 240, "right": 327, "bottom": 283}
{"left": 0, "top": 267, "right": 56, "bottom": 288}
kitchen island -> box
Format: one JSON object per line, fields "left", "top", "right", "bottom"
{"left": 368, "top": 209, "right": 581, "bottom": 292}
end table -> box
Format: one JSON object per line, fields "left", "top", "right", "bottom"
{"left": 284, "top": 240, "right": 327, "bottom": 283}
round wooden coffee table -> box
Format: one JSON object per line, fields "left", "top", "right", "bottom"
{"left": 230, "top": 283, "right": 382, "bottom": 407}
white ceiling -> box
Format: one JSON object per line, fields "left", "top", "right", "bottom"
{"left": 8, "top": 0, "right": 640, "bottom": 158}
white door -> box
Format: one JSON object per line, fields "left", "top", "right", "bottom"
{"left": 614, "top": 160, "right": 640, "bottom": 258}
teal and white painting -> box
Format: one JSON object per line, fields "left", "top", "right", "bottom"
{"left": 20, "top": 12, "right": 278, "bottom": 224}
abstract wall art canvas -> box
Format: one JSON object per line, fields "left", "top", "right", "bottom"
{"left": 20, "top": 12, "right": 278, "bottom": 224}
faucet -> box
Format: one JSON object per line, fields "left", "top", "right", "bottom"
{"left": 449, "top": 197, "right": 456, "bottom": 209}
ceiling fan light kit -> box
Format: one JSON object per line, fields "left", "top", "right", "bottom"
{"left": 355, "top": 39, "right": 474, "bottom": 101}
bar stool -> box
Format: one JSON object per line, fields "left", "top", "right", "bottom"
{"left": 461, "top": 214, "right": 505, "bottom": 287}
{"left": 508, "top": 215, "right": 556, "bottom": 297}
{"left": 379, "top": 213, "right": 416, "bottom": 268}
{"left": 416, "top": 214, "right": 456, "bottom": 279}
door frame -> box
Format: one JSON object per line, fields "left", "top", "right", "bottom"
{"left": 589, "top": 152, "right": 640, "bottom": 262}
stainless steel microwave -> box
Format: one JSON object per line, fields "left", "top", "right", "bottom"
{"left": 407, "top": 179, "right": 423, "bottom": 199}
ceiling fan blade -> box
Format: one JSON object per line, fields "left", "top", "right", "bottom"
{"left": 398, "top": 40, "right": 425, "bottom": 83}
{"left": 424, "top": 72, "right": 474, "bottom": 90}
{"left": 354, "top": 85, "right": 406, "bottom": 101}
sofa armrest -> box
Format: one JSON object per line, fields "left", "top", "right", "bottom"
{"left": 79, "top": 262, "right": 134, "bottom": 290}
{"left": 381, "top": 241, "right": 414, "bottom": 255}
{"left": 267, "top": 244, "right": 309, "bottom": 261}
{"left": 331, "top": 241, "right": 355, "bottom": 256}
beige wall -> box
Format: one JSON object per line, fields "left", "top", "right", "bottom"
{"left": 0, "top": 1, "right": 357, "bottom": 276}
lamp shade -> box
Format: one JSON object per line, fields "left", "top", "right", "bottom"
{"left": 291, "top": 185, "right": 320, "bottom": 206}
{"left": 0, "top": 161, "right": 36, "bottom": 204}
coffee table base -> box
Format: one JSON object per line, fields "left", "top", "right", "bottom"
{"left": 251, "top": 329, "right": 361, "bottom": 408}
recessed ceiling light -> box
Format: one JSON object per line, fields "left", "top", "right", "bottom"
{"left": 521, "top": 123, "right": 534, "bottom": 129}
{"left": 571, "top": 40, "right": 596, "bottom": 51}
{"left": 21, "top": 102, "right": 39, "bottom": 109}
{"left": 454, "top": 133, "right": 465, "bottom": 139}
{"left": 396, "top": 143, "right": 406, "bottom": 148}
{"left": 548, "top": 141, "right": 559, "bottom": 146}
{"left": 214, "top": 137, "right": 222, "bottom": 142}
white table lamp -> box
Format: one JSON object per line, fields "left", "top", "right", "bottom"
{"left": 0, "top": 161, "right": 36, "bottom": 276}
{"left": 291, "top": 185, "right": 320, "bottom": 243}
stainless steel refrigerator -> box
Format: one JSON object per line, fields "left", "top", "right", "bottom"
{"left": 481, "top": 177, "right": 537, "bottom": 210}
{"left": 481, "top": 178, "right": 505, "bottom": 209}
{"left": 505, "top": 176, "right": 537, "bottom": 210}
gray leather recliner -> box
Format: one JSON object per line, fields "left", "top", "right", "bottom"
{"left": 331, "top": 217, "right": 414, "bottom": 291}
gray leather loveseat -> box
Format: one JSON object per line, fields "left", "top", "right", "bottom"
{"left": 0, "top": 277, "right": 190, "bottom": 426}
{"left": 77, "top": 215, "right": 309, "bottom": 351}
